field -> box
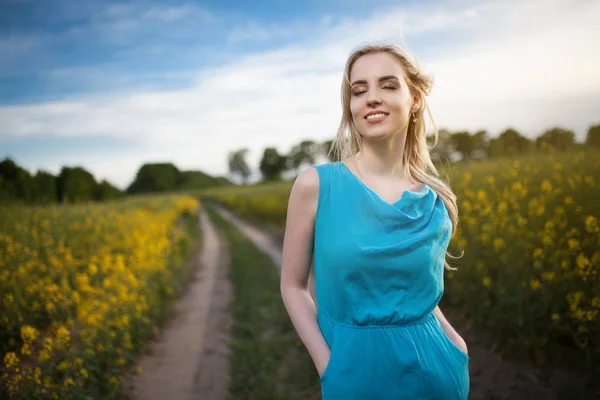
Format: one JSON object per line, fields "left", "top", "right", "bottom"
{"left": 201, "top": 149, "right": 600, "bottom": 382}
{"left": 2, "top": 149, "right": 598, "bottom": 398}
{"left": 0, "top": 194, "right": 200, "bottom": 399}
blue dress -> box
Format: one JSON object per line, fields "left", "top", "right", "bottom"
{"left": 313, "top": 161, "right": 470, "bottom": 400}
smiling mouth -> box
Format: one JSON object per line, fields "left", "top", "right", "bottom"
{"left": 365, "top": 113, "right": 388, "bottom": 120}
{"left": 365, "top": 113, "right": 389, "bottom": 123}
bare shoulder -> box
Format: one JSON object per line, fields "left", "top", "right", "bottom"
{"left": 291, "top": 167, "right": 319, "bottom": 198}
{"left": 287, "top": 167, "right": 320, "bottom": 216}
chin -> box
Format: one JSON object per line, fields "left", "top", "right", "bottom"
{"left": 360, "top": 128, "right": 395, "bottom": 140}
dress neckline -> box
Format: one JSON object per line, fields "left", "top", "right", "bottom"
{"left": 337, "top": 161, "right": 430, "bottom": 207}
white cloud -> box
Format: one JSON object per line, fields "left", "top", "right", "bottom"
{"left": 1, "top": 0, "right": 599, "bottom": 189}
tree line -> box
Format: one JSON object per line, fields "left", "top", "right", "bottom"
{"left": 2, "top": 123, "right": 598, "bottom": 204}
{"left": 0, "top": 160, "right": 230, "bottom": 205}
{"left": 228, "top": 124, "right": 600, "bottom": 183}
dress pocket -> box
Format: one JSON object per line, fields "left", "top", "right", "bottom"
{"left": 319, "top": 344, "right": 338, "bottom": 383}
{"left": 440, "top": 328, "right": 469, "bottom": 362}
{"left": 433, "top": 315, "right": 470, "bottom": 362}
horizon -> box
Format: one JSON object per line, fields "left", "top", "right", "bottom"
{"left": 1, "top": 0, "right": 599, "bottom": 190}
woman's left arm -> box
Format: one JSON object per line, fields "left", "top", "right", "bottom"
{"left": 433, "top": 306, "right": 469, "bottom": 355}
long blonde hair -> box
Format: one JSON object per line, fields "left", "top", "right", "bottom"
{"left": 329, "top": 42, "right": 462, "bottom": 271}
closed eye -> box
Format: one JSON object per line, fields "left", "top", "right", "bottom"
{"left": 351, "top": 84, "right": 398, "bottom": 96}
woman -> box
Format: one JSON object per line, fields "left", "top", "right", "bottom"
{"left": 280, "top": 42, "right": 470, "bottom": 399}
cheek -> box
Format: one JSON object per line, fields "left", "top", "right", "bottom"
{"left": 349, "top": 101, "right": 362, "bottom": 122}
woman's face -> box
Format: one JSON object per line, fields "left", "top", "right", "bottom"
{"left": 349, "top": 52, "right": 418, "bottom": 141}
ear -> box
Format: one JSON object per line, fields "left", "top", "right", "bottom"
{"left": 412, "top": 92, "right": 422, "bottom": 111}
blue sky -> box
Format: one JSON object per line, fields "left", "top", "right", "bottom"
{"left": 1, "top": 0, "right": 599, "bottom": 189}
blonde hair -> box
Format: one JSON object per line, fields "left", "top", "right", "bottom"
{"left": 329, "top": 41, "right": 462, "bottom": 271}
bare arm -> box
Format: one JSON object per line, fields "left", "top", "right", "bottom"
{"left": 280, "top": 167, "right": 331, "bottom": 376}
{"left": 434, "top": 306, "right": 469, "bottom": 354}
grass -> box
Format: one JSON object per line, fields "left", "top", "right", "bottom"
{"left": 205, "top": 205, "right": 320, "bottom": 400}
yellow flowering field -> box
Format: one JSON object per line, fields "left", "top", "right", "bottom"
{"left": 443, "top": 150, "right": 599, "bottom": 374}
{"left": 0, "top": 194, "right": 199, "bottom": 399}
{"left": 201, "top": 149, "right": 600, "bottom": 377}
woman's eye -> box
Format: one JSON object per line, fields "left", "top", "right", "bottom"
{"left": 383, "top": 84, "right": 397, "bottom": 90}
{"left": 351, "top": 89, "right": 366, "bottom": 96}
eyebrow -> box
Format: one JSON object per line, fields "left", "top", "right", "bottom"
{"left": 350, "top": 75, "right": 400, "bottom": 86}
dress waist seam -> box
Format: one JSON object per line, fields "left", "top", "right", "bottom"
{"left": 320, "top": 310, "right": 436, "bottom": 330}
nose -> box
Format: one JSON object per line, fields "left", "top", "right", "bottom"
{"left": 366, "top": 88, "right": 382, "bottom": 106}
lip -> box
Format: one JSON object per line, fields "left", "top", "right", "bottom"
{"left": 364, "top": 110, "right": 389, "bottom": 119}
{"left": 365, "top": 110, "right": 389, "bottom": 124}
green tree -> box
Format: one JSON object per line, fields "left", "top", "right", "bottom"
{"left": 471, "top": 130, "right": 489, "bottom": 159}
{"left": 585, "top": 124, "right": 600, "bottom": 148}
{"left": 427, "top": 129, "right": 454, "bottom": 164}
{"left": 94, "top": 180, "right": 123, "bottom": 201}
{"left": 451, "top": 131, "right": 477, "bottom": 161}
{"left": 57, "top": 166, "right": 98, "bottom": 203}
{"left": 535, "top": 127, "right": 575, "bottom": 152}
{"left": 489, "top": 128, "right": 532, "bottom": 157}
{"left": 127, "top": 163, "right": 180, "bottom": 194}
{"left": 322, "top": 140, "right": 337, "bottom": 162}
{"left": 33, "top": 170, "right": 57, "bottom": 204}
{"left": 259, "top": 147, "right": 286, "bottom": 181}
{"left": 178, "top": 170, "right": 230, "bottom": 189}
{"left": 228, "top": 148, "right": 251, "bottom": 184}
{"left": 287, "top": 140, "right": 321, "bottom": 173}
{"left": 0, "top": 157, "right": 35, "bottom": 203}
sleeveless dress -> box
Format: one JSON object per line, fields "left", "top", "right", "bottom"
{"left": 313, "top": 161, "right": 470, "bottom": 400}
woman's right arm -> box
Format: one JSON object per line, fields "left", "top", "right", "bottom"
{"left": 280, "top": 167, "right": 330, "bottom": 377}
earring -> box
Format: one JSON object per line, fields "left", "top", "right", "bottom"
{"left": 412, "top": 113, "right": 417, "bottom": 123}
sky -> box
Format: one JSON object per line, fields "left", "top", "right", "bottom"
{"left": 1, "top": 0, "right": 599, "bottom": 189}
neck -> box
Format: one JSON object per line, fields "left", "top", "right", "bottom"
{"left": 352, "top": 131, "right": 409, "bottom": 179}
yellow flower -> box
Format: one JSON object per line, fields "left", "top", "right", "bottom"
{"left": 541, "top": 179, "right": 553, "bottom": 193}
{"left": 20, "top": 343, "right": 32, "bottom": 356}
{"left": 20, "top": 325, "right": 39, "bottom": 343}
{"left": 576, "top": 254, "right": 590, "bottom": 270}
{"left": 584, "top": 215, "right": 598, "bottom": 233}
{"left": 493, "top": 238, "right": 505, "bottom": 253}
{"left": 3, "top": 293, "right": 13, "bottom": 306}
{"left": 80, "top": 368, "right": 89, "bottom": 379}
{"left": 4, "top": 352, "right": 19, "bottom": 369}
{"left": 551, "top": 313, "right": 560, "bottom": 322}
{"left": 38, "top": 349, "right": 51, "bottom": 362}
{"left": 530, "top": 279, "right": 541, "bottom": 290}
{"left": 542, "top": 272, "right": 555, "bottom": 282}
{"left": 542, "top": 234, "right": 553, "bottom": 247}
{"left": 532, "top": 248, "right": 544, "bottom": 259}
{"left": 482, "top": 277, "right": 492, "bottom": 288}
{"left": 563, "top": 196, "right": 574, "bottom": 205}
{"left": 55, "top": 325, "right": 70, "bottom": 348}
{"left": 57, "top": 361, "right": 70, "bottom": 371}
{"left": 567, "top": 239, "right": 581, "bottom": 252}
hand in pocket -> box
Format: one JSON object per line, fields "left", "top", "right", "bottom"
{"left": 318, "top": 349, "right": 332, "bottom": 378}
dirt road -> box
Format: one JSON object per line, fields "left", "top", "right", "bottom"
{"left": 126, "top": 205, "right": 232, "bottom": 400}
